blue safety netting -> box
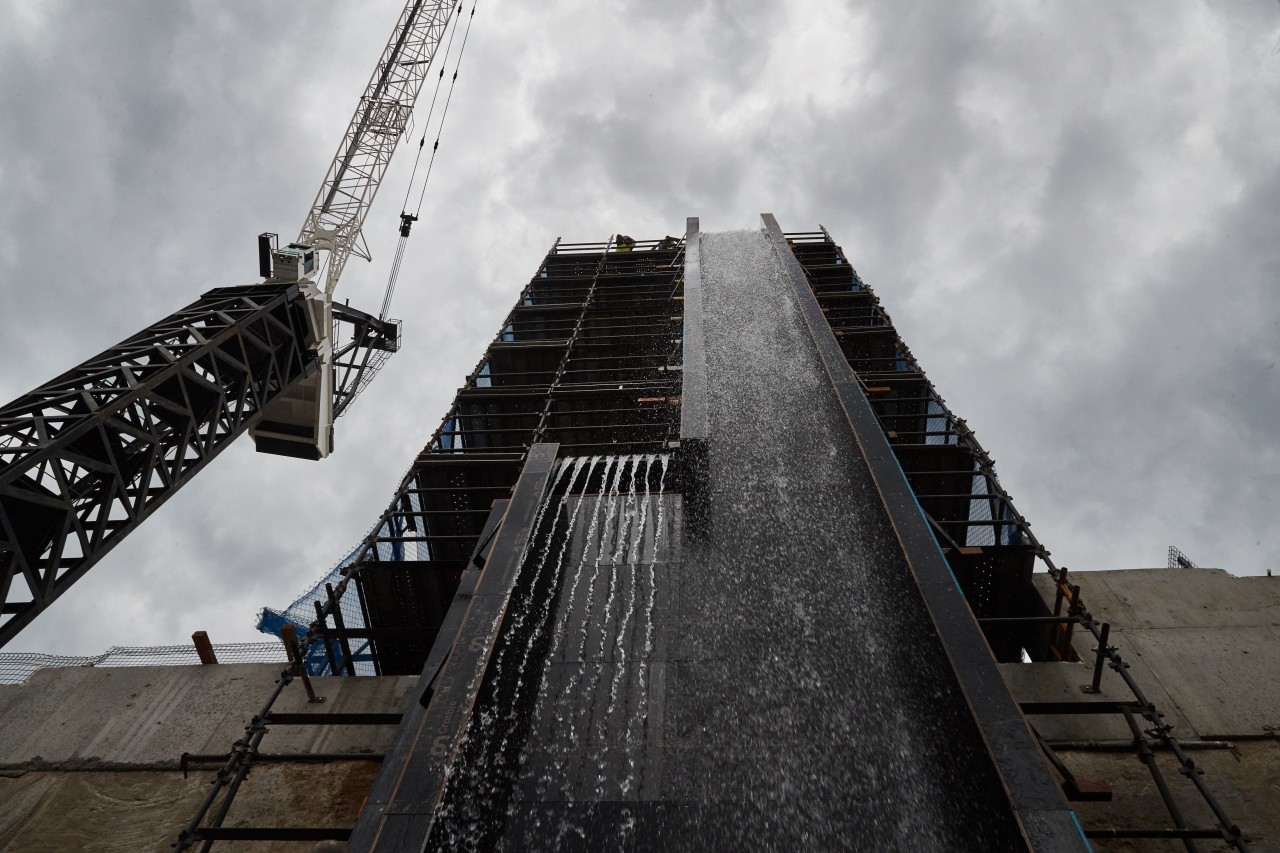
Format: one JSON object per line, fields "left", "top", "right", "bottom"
{"left": 257, "top": 476, "right": 428, "bottom": 676}
{"left": 256, "top": 534, "right": 376, "bottom": 676}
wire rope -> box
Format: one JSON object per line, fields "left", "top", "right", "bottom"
{"left": 308, "top": 2, "right": 466, "bottom": 303}
{"left": 411, "top": 0, "right": 477, "bottom": 217}
{"left": 378, "top": 0, "right": 479, "bottom": 319}
{"left": 397, "top": 0, "right": 465, "bottom": 215}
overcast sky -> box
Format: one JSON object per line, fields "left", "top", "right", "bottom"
{"left": 2, "top": 0, "right": 1278, "bottom": 655}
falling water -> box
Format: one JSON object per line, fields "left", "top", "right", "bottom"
{"left": 601, "top": 454, "right": 651, "bottom": 796}
{"left": 433, "top": 229, "right": 1020, "bottom": 850}
{"left": 429, "top": 452, "right": 672, "bottom": 850}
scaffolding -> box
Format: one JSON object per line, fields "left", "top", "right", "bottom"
{"left": 176, "top": 224, "right": 1247, "bottom": 850}
{"left": 260, "top": 235, "right": 686, "bottom": 678}
{"left": 176, "top": 236, "right": 685, "bottom": 848}
{"left": 326, "top": 235, "right": 686, "bottom": 677}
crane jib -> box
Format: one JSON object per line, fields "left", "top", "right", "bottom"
{"left": 0, "top": 0, "right": 463, "bottom": 648}
{"left": 319, "top": 0, "right": 437, "bottom": 218}
{"left": 263, "top": 0, "right": 456, "bottom": 462}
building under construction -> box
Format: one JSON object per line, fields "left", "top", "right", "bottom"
{"left": 1, "top": 218, "right": 1276, "bottom": 851}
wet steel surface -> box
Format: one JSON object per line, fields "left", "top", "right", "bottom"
{"left": 420, "top": 230, "right": 1031, "bottom": 850}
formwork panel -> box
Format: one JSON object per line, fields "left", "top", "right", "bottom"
{"left": 358, "top": 560, "right": 463, "bottom": 676}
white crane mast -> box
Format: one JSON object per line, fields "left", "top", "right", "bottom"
{"left": 254, "top": 0, "right": 456, "bottom": 459}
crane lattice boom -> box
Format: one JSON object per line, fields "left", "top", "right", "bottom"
{"left": 0, "top": 0, "right": 460, "bottom": 645}
{"left": 253, "top": 0, "right": 456, "bottom": 459}
{"left": 300, "top": 0, "right": 456, "bottom": 297}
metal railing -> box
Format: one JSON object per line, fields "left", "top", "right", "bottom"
{"left": 0, "top": 642, "right": 288, "bottom": 686}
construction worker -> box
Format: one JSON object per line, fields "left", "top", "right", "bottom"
{"left": 655, "top": 235, "right": 679, "bottom": 251}
{"left": 615, "top": 234, "right": 636, "bottom": 252}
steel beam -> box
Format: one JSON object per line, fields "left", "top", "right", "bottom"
{"left": 677, "top": 216, "right": 709, "bottom": 503}
{"left": 679, "top": 216, "right": 708, "bottom": 445}
{"left": 331, "top": 302, "right": 402, "bottom": 419}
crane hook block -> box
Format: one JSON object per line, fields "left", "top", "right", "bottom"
{"left": 399, "top": 212, "right": 419, "bottom": 238}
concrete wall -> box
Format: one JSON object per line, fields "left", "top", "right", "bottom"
{"left": 0, "top": 664, "right": 417, "bottom": 852}
{"left": 3, "top": 568, "right": 1275, "bottom": 851}
{"left": 1001, "top": 569, "right": 1280, "bottom": 851}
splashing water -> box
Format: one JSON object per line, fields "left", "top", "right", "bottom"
{"left": 433, "top": 228, "right": 1023, "bottom": 850}
{"left": 429, "top": 452, "right": 672, "bottom": 849}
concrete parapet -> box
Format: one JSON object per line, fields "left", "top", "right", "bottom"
{"left": 0, "top": 664, "right": 417, "bottom": 851}
{"left": 1006, "top": 568, "right": 1280, "bottom": 849}
{"left": 1028, "top": 568, "right": 1280, "bottom": 740}
{"left": 0, "top": 664, "right": 416, "bottom": 767}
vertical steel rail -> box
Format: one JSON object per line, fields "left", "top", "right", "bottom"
{"left": 678, "top": 217, "right": 707, "bottom": 442}
{"left": 327, "top": 582, "right": 357, "bottom": 676}
{"left": 313, "top": 599, "right": 341, "bottom": 675}
{"left": 678, "top": 217, "right": 709, "bottom": 501}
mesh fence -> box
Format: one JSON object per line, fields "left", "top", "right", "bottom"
{"left": 0, "top": 642, "right": 288, "bottom": 686}
{"left": 256, "top": 532, "right": 375, "bottom": 676}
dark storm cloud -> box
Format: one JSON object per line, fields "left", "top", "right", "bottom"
{"left": 2, "top": 0, "right": 1278, "bottom": 654}
{"left": 1026, "top": 157, "right": 1280, "bottom": 572}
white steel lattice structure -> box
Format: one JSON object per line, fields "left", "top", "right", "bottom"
{"left": 300, "top": 0, "right": 457, "bottom": 297}
{"left": 253, "top": 0, "right": 457, "bottom": 459}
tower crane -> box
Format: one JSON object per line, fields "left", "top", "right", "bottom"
{"left": 0, "top": 0, "right": 459, "bottom": 647}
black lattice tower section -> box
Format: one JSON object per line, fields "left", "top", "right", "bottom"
{"left": 0, "top": 284, "right": 316, "bottom": 646}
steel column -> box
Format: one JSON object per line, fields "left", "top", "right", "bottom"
{"left": 678, "top": 216, "right": 709, "bottom": 500}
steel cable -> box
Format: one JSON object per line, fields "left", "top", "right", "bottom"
{"left": 378, "top": 0, "right": 479, "bottom": 319}
{"left": 397, "top": 0, "right": 465, "bottom": 215}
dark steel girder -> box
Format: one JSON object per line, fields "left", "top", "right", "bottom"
{"left": 331, "top": 302, "right": 401, "bottom": 420}
{"left": 0, "top": 283, "right": 316, "bottom": 646}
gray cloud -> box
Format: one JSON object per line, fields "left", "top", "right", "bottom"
{"left": 2, "top": 0, "right": 1278, "bottom": 654}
